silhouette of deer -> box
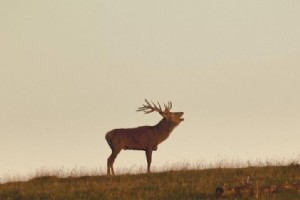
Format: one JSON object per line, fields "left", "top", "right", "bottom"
{"left": 105, "top": 99, "right": 184, "bottom": 175}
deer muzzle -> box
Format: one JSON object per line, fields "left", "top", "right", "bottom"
{"left": 179, "top": 112, "right": 184, "bottom": 121}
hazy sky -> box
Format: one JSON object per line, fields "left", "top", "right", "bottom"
{"left": 1, "top": 1, "right": 299, "bottom": 179}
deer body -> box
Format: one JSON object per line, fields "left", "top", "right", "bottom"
{"left": 105, "top": 99, "right": 184, "bottom": 175}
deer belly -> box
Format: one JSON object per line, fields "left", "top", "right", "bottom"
{"left": 123, "top": 141, "right": 146, "bottom": 150}
{"left": 122, "top": 133, "right": 148, "bottom": 150}
{"left": 123, "top": 145, "right": 146, "bottom": 150}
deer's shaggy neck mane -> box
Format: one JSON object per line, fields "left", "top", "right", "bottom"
{"left": 154, "top": 117, "right": 180, "bottom": 143}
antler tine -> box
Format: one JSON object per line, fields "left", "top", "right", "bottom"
{"left": 137, "top": 99, "right": 163, "bottom": 114}
{"left": 157, "top": 101, "right": 162, "bottom": 111}
{"left": 164, "top": 101, "right": 172, "bottom": 112}
{"left": 150, "top": 100, "right": 162, "bottom": 112}
{"left": 137, "top": 99, "right": 152, "bottom": 113}
{"left": 168, "top": 101, "right": 172, "bottom": 110}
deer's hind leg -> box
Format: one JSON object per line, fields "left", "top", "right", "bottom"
{"left": 107, "top": 148, "right": 121, "bottom": 175}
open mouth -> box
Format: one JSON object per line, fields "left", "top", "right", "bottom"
{"left": 179, "top": 112, "right": 184, "bottom": 121}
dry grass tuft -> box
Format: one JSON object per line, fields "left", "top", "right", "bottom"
{"left": 0, "top": 163, "right": 299, "bottom": 199}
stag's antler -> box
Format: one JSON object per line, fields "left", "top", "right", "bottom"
{"left": 137, "top": 99, "right": 173, "bottom": 114}
{"left": 164, "top": 101, "right": 172, "bottom": 112}
{"left": 137, "top": 99, "right": 165, "bottom": 114}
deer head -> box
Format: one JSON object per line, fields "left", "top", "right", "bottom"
{"left": 137, "top": 99, "right": 184, "bottom": 124}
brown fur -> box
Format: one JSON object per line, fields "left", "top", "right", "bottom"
{"left": 105, "top": 100, "right": 184, "bottom": 175}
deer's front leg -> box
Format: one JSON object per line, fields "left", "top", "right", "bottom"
{"left": 145, "top": 149, "right": 152, "bottom": 173}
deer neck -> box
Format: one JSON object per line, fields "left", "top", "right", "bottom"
{"left": 154, "top": 118, "right": 179, "bottom": 141}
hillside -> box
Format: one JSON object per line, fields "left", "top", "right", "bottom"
{"left": 0, "top": 165, "right": 299, "bottom": 199}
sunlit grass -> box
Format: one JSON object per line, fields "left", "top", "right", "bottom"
{"left": 0, "top": 160, "right": 299, "bottom": 199}
{"left": 2, "top": 157, "right": 298, "bottom": 184}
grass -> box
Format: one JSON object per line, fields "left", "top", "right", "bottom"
{"left": 0, "top": 164, "right": 299, "bottom": 199}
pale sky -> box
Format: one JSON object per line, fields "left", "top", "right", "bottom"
{"left": 1, "top": 1, "right": 299, "bottom": 180}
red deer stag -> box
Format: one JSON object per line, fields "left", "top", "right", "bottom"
{"left": 105, "top": 99, "right": 184, "bottom": 175}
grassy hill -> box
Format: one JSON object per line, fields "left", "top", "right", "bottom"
{"left": 0, "top": 165, "right": 299, "bottom": 199}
